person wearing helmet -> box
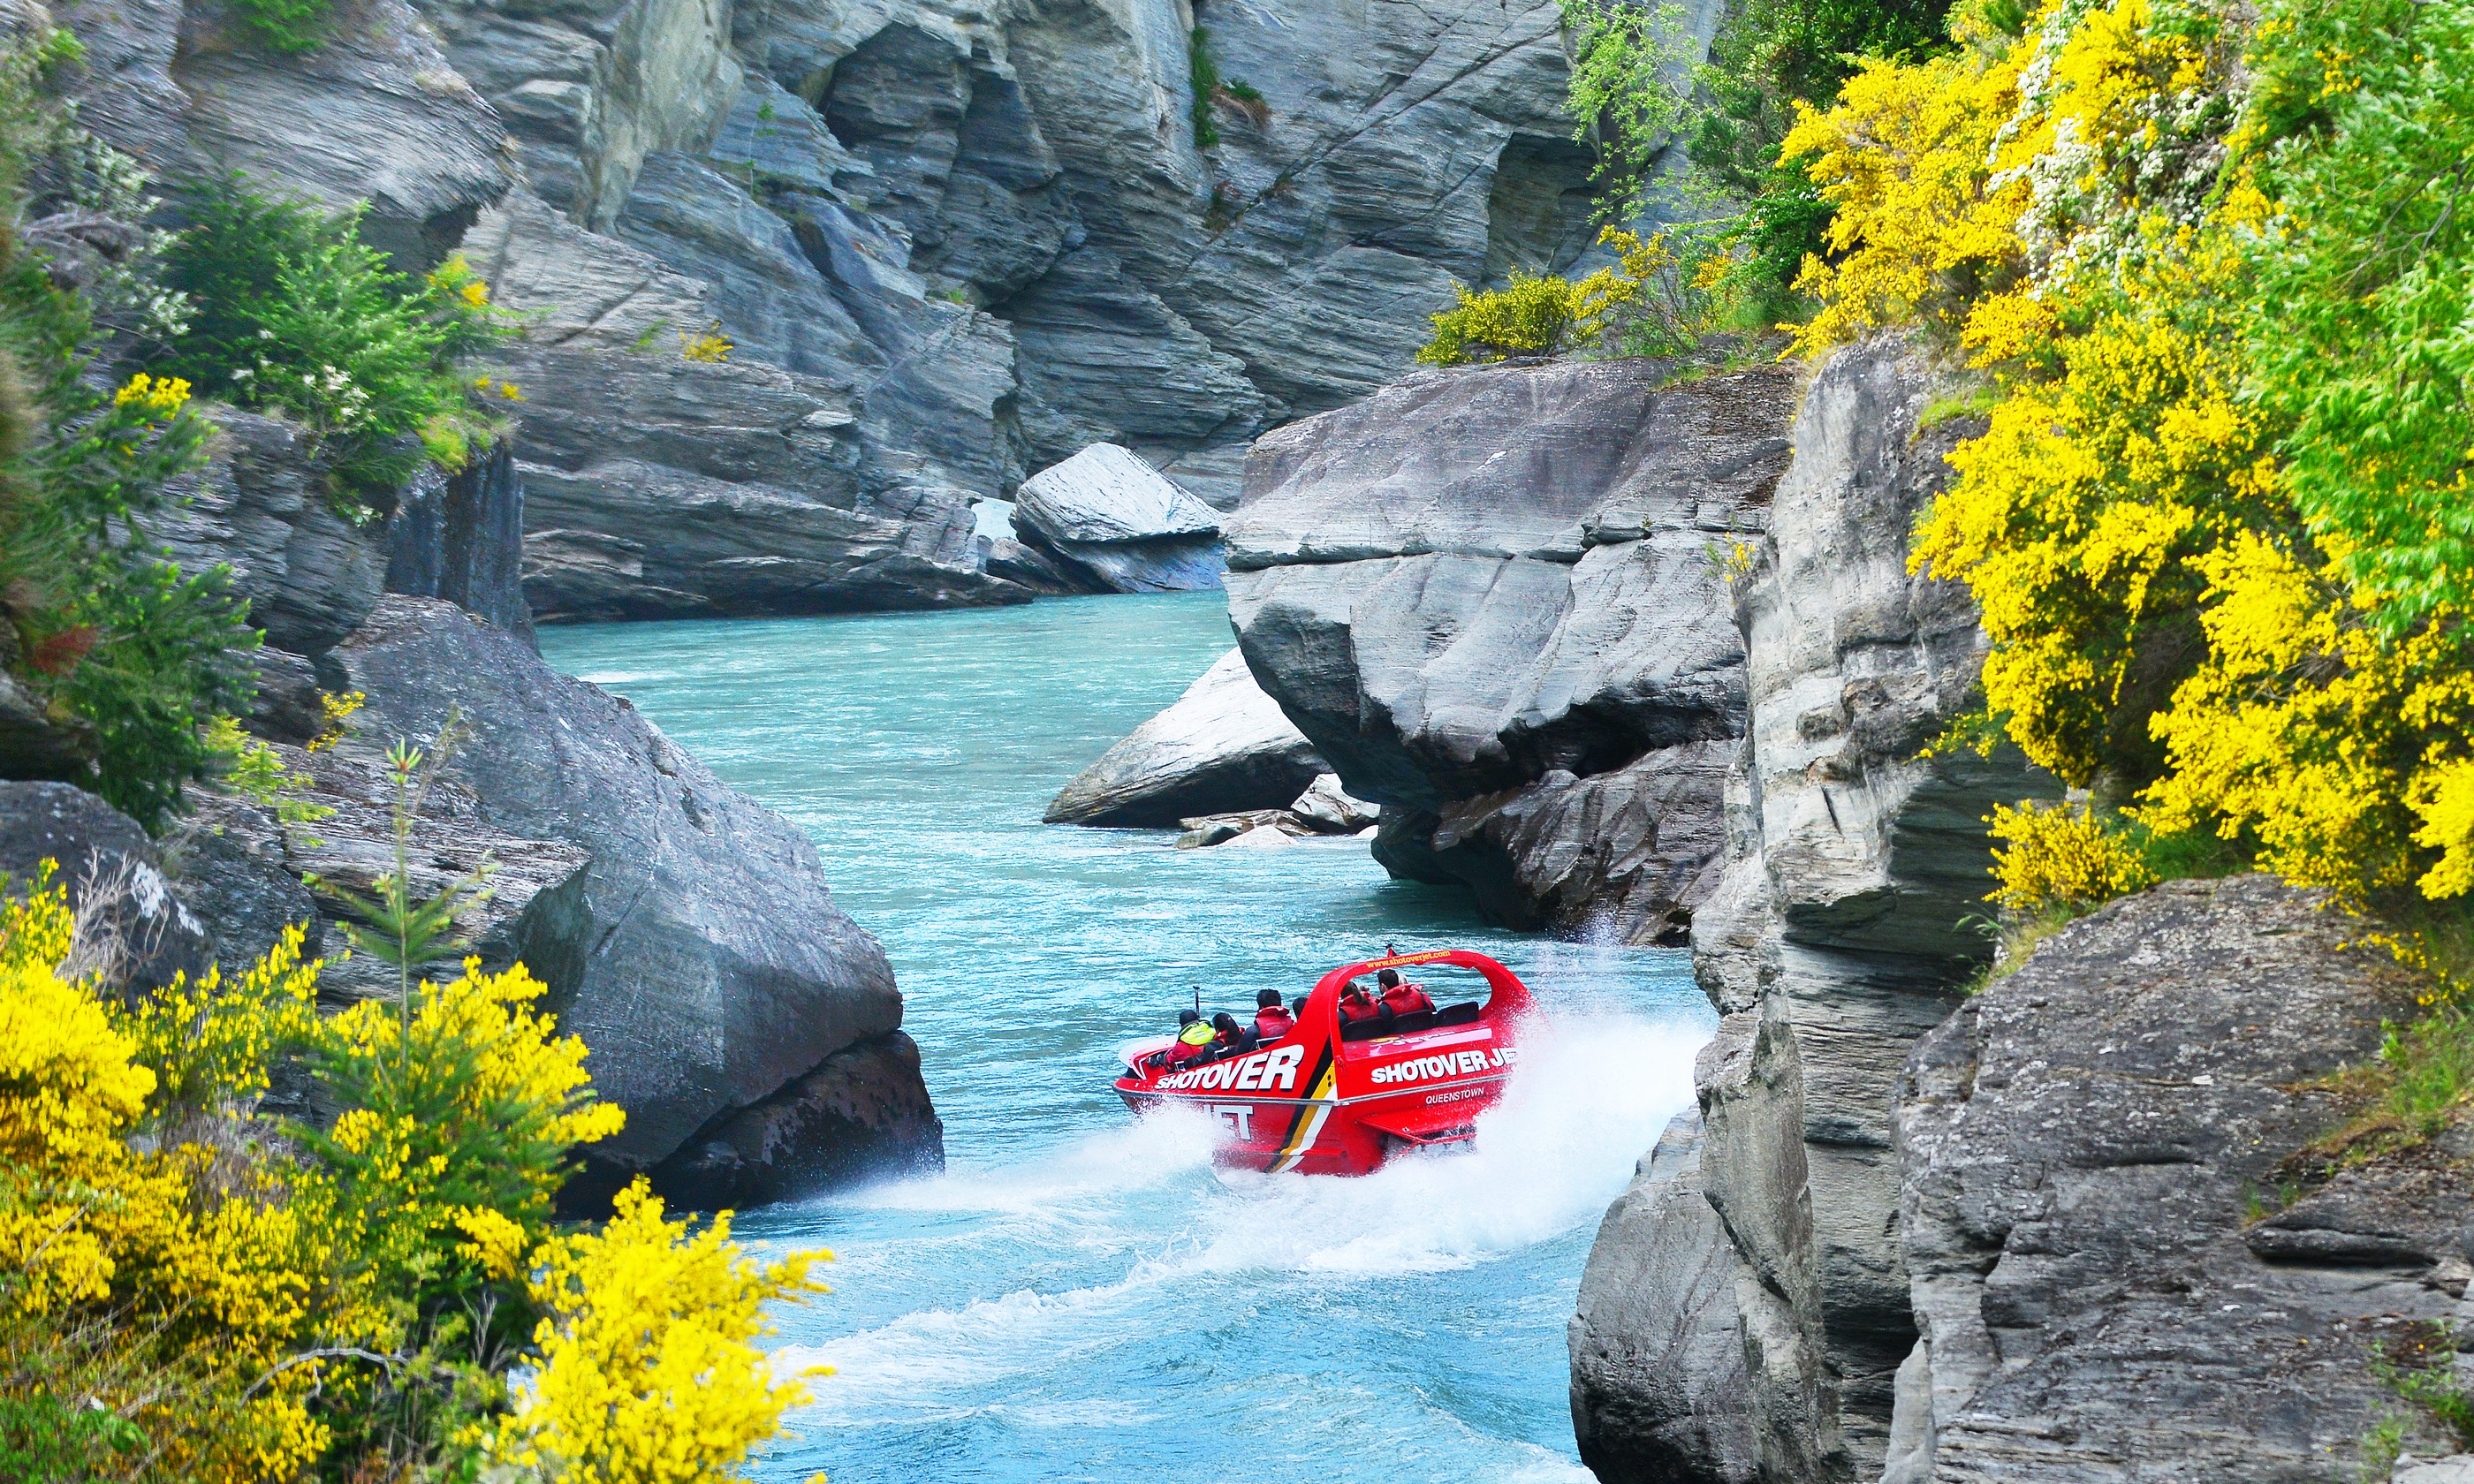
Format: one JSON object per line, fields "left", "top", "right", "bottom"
{"left": 1156, "top": 1007, "right": 1217, "bottom": 1071}
{"left": 1376, "top": 967, "right": 1435, "bottom": 1017}
{"left": 1252, "top": 988, "right": 1295, "bottom": 1041}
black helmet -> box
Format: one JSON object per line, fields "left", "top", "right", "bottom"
{"left": 1256, "top": 988, "right": 1283, "bottom": 1008}
{"left": 1377, "top": 968, "right": 1401, "bottom": 988}
{"left": 1178, "top": 1008, "right": 1202, "bottom": 1026}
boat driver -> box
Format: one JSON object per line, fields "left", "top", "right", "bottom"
{"left": 1251, "top": 988, "right": 1294, "bottom": 1041}
{"left": 1376, "top": 968, "right": 1436, "bottom": 1017}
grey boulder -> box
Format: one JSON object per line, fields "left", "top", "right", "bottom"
{"left": 1014, "top": 443, "right": 1226, "bottom": 594}
{"left": 0, "top": 780, "right": 209, "bottom": 991}
{"left": 1226, "top": 358, "right": 1795, "bottom": 941}
{"left": 324, "top": 595, "right": 937, "bottom": 1205}
{"left": 1288, "top": 773, "right": 1377, "bottom": 833}
{"left": 1045, "top": 647, "right": 1328, "bottom": 828}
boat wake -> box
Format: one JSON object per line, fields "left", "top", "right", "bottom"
{"left": 769, "top": 1006, "right": 1702, "bottom": 1481}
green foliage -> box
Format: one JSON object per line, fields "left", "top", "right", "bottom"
{"left": 2363, "top": 1322, "right": 2474, "bottom": 1475}
{"left": 2242, "top": 0, "right": 2474, "bottom": 637}
{"left": 161, "top": 182, "right": 513, "bottom": 511}
{"left": 227, "top": 0, "right": 334, "bottom": 54}
{"left": 1189, "top": 26, "right": 1223, "bottom": 148}
{"left": 1555, "top": 0, "right": 1956, "bottom": 324}
{"left": 0, "top": 1380, "right": 146, "bottom": 1484}
{"left": 0, "top": 37, "right": 254, "bottom": 832}
{"left": 1560, "top": 0, "right": 1700, "bottom": 208}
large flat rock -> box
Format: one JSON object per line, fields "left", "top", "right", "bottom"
{"left": 1046, "top": 647, "right": 1327, "bottom": 828}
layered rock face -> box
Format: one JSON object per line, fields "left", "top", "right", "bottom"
{"left": 48, "top": 0, "right": 1661, "bottom": 617}
{"left": 1895, "top": 876, "right": 2473, "bottom": 1481}
{"left": 1225, "top": 357, "right": 1795, "bottom": 943}
{"left": 1569, "top": 337, "right": 2053, "bottom": 1481}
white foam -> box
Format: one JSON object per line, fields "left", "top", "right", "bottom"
{"left": 780, "top": 1008, "right": 1702, "bottom": 1412}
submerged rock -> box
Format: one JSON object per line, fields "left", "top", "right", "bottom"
{"left": 1227, "top": 357, "right": 1795, "bottom": 941}
{"left": 1288, "top": 773, "right": 1377, "bottom": 833}
{"left": 322, "top": 596, "right": 937, "bottom": 1207}
{"left": 1014, "top": 443, "right": 1226, "bottom": 594}
{"left": 1046, "top": 648, "right": 1328, "bottom": 828}
{"left": 1896, "top": 876, "right": 2470, "bottom": 1479}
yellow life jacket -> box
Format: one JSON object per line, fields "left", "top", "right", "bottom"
{"left": 1177, "top": 1020, "right": 1216, "bottom": 1047}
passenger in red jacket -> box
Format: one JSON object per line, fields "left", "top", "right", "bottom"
{"left": 1376, "top": 968, "right": 1435, "bottom": 1017}
{"left": 1160, "top": 1008, "right": 1216, "bottom": 1070}
{"left": 1337, "top": 978, "right": 1384, "bottom": 1023}
{"left": 1252, "top": 988, "right": 1295, "bottom": 1041}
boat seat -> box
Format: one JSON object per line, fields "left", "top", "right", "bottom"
{"left": 1338, "top": 1000, "right": 1489, "bottom": 1041}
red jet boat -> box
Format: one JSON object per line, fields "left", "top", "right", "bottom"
{"left": 1112, "top": 949, "right": 1534, "bottom": 1175}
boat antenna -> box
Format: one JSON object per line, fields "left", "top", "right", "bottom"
{"left": 1192, "top": 984, "right": 1202, "bottom": 1015}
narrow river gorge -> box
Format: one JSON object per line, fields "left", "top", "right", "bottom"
{"left": 539, "top": 594, "right": 1713, "bottom": 1484}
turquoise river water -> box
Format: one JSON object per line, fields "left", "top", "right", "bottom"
{"left": 536, "top": 593, "right": 1712, "bottom": 1484}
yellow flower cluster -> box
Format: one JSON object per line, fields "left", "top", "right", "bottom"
{"left": 484, "top": 1178, "right": 832, "bottom": 1484}
{"left": 1788, "top": 0, "right": 2474, "bottom": 935}
{"left": 0, "top": 862, "right": 836, "bottom": 1481}
{"left": 111, "top": 371, "right": 193, "bottom": 419}
{"left": 1986, "top": 799, "right": 2159, "bottom": 912}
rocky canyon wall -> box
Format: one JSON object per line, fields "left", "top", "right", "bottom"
{"left": 1567, "top": 342, "right": 2474, "bottom": 1484}
{"left": 32, "top": 0, "right": 1655, "bottom": 618}
{"left": 1567, "top": 337, "right": 2053, "bottom": 1482}
{"left": 1224, "top": 356, "right": 1796, "bottom": 943}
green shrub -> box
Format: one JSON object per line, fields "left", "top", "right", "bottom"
{"left": 1558, "top": 0, "right": 1956, "bottom": 324}
{"left": 0, "top": 40, "right": 255, "bottom": 831}
{"left": 1419, "top": 227, "right": 1719, "bottom": 364}
{"left": 162, "top": 181, "right": 513, "bottom": 511}
{"left": 1190, "top": 26, "right": 1223, "bottom": 148}
{"left": 228, "top": 0, "right": 334, "bottom": 54}
{"left": 1419, "top": 269, "right": 1599, "bottom": 364}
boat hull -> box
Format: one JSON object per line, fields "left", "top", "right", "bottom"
{"left": 1111, "top": 949, "right": 1531, "bottom": 1175}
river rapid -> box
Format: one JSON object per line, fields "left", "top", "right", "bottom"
{"left": 537, "top": 593, "right": 1711, "bottom": 1484}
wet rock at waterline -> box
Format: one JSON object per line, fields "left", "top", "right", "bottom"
{"left": 1896, "top": 876, "right": 2473, "bottom": 1479}
{"left": 316, "top": 596, "right": 935, "bottom": 1208}
{"left": 1567, "top": 1105, "right": 1760, "bottom": 1484}
{"left": 1013, "top": 443, "right": 1226, "bottom": 594}
{"left": 646, "top": 1028, "right": 945, "bottom": 1209}
{"left": 1226, "top": 358, "right": 1795, "bottom": 942}
{"left": 1288, "top": 773, "right": 1378, "bottom": 834}
{"left": 1046, "top": 648, "right": 1328, "bottom": 828}
{"left": 1174, "top": 776, "right": 1378, "bottom": 849}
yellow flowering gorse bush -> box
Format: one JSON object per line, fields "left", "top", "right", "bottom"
{"left": 1789, "top": 0, "right": 2474, "bottom": 942}
{"left": 0, "top": 867, "right": 838, "bottom": 1481}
